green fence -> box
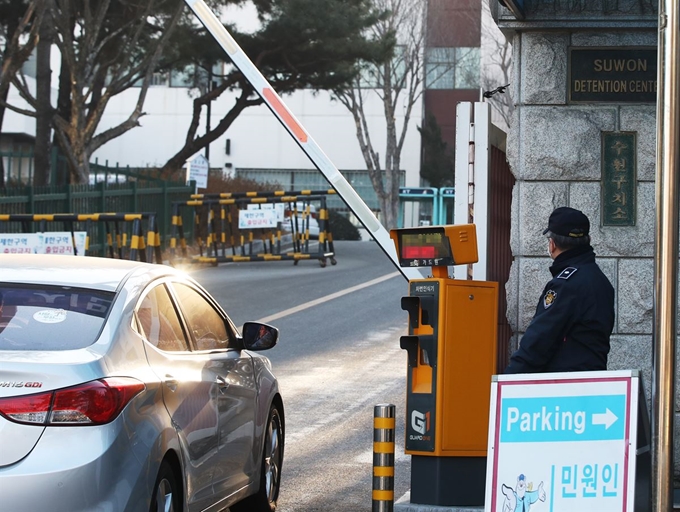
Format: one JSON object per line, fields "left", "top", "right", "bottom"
{"left": 0, "top": 180, "right": 194, "bottom": 256}
{"left": 1, "top": 147, "right": 169, "bottom": 186}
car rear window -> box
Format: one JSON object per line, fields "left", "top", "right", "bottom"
{"left": 0, "top": 285, "right": 115, "bottom": 351}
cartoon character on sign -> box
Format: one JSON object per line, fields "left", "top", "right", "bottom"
{"left": 501, "top": 473, "right": 546, "bottom": 512}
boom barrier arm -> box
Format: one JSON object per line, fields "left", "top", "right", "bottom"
{"left": 183, "top": 0, "right": 420, "bottom": 281}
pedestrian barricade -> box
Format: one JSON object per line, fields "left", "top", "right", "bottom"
{"left": 170, "top": 192, "right": 336, "bottom": 267}
{"left": 0, "top": 212, "right": 162, "bottom": 263}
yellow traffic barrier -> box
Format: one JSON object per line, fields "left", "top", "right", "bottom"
{"left": 170, "top": 192, "right": 336, "bottom": 267}
{"left": 0, "top": 212, "right": 162, "bottom": 262}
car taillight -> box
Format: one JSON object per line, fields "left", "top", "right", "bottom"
{"left": 0, "top": 377, "right": 145, "bottom": 426}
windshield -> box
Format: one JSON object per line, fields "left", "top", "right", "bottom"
{"left": 0, "top": 284, "right": 115, "bottom": 351}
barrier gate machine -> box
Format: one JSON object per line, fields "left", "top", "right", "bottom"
{"left": 390, "top": 224, "right": 498, "bottom": 507}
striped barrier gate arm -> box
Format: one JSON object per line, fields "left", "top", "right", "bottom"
{"left": 182, "top": 0, "right": 419, "bottom": 281}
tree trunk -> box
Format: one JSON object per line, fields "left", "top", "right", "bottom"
{"left": 160, "top": 91, "right": 258, "bottom": 179}
{"left": 52, "top": 14, "right": 73, "bottom": 185}
{"left": 69, "top": 139, "right": 90, "bottom": 185}
{"left": 0, "top": 85, "right": 8, "bottom": 188}
{"left": 34, "top": 12, "right": 53, "bottom": 186}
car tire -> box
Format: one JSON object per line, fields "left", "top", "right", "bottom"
{"left": 150, "top": 460, "right": 182, "bottom": 512}
{"left": 231, "top": 404, "right": 284, "bottom": 512}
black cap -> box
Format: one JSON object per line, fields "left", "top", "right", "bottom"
{"left": 542, "top": 207, "right": 590, "bottom": 238}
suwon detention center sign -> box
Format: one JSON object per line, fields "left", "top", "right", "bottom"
{"left": 484, "top": 371, "right": 640, "bottom": 512}
{"left": 569, "top": 48, "right": 656, "bottom": 103}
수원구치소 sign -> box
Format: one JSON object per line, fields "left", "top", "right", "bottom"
{"left": 485, "top": 370, "right": 640, "bottom": 512}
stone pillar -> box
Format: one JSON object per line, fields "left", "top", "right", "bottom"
{"left": 496, "top": 0, "right": 679, "bottom": 483}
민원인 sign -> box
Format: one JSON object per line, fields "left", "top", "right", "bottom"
{"left": 485, "top": 370, "right": 640, "bottom": 512}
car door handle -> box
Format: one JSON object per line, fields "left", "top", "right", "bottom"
{"left": 164, "top": 375, "right": 178, "bottom": 392}
{"left": 216, "top": 375, "right": 229, "bottom": 393}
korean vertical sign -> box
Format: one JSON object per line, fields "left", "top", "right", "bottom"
{"left": 602, "top": 132, "right": 636, "bottom": 226}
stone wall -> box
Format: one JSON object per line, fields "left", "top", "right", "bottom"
{"left": 496, "top": 2, "right": 680, "bottom": 481}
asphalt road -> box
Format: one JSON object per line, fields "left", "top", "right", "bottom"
{"left": 190, "top": 240, "right": 414, "bottom": 511}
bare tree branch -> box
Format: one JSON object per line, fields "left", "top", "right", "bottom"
{"left": 88, "top": 2, "right": 184, "bottom": 152}
{"left": 22, "top": 0, "right": 186, "bottom": 183}
{"left": 0, "top": 98, "right": 38, "bottom": 118}
{"left": 333, "top": 0, "right": 427, "bottom": 229}
{"left": 0, "top": 1, "right": 45, "bottom": 95}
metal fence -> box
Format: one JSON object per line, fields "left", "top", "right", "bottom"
{"left": 1, "top": 148, "right": 169, "bottom": 186}
{"left": 0, "top": 181, "right": 193, "bottom": 256}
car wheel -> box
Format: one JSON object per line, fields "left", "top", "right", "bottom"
{"left": 231, "top": 404, "right": 284, "bottom": 512}
{"left": 150, "top": 460, "right": 181, "bottom": 512}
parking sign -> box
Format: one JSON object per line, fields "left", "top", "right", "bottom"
{"left": 485, "top": 370, "right": 640, "bottom": 512}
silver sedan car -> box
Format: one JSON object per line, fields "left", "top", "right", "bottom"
{"left": 0, "top": 254, "right": 284, "bottom": 512}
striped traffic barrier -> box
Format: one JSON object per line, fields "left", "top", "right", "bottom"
{"left": 0, "top": 212, "right": 162, "bottom": 262}
{"left": 169, "top": 193, "right": 336, "bottom": 267}
{"left": 373, "top": 404, "right": 396, "bottom": 512}
{"left": 189, "top": 189, "right": 337, "bottom": 200}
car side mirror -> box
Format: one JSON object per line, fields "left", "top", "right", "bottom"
{"left": 242, "top": 322, "right": 279, "bottom": 351}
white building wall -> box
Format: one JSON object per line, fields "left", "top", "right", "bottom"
{"left": 92, "top": 85, "right": 423, "bottom": 187}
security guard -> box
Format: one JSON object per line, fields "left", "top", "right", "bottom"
{"left": 505, "top": 207, "right": 615, "bottom": 374}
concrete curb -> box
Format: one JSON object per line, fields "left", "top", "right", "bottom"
{"left": 395, "top": 492, "right": 484, "bottom": 512}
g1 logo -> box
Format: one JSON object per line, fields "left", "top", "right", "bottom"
{"left": 411, "top": 410, "right": 430, "bottom": 435}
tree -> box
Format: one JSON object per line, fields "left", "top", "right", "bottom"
{"left": 159, "top": 0, "right": 391, "bottom": 177}
{"left": 34, "top": 8, "right": 53, "bottom": 186}
{"left": 481, "top": 0, "right": 513, "bottom": 131}
{"left": 418, "top": 112, "right": 453, "bottom": 189}
{"left": 7, "top": 0, "right": 184, "bottom": 184}
{"left": 0, "top": 0, "right": 45, "bottom": 186}
{"left": 332, "top": 0, "right": 426, "bottom": 230}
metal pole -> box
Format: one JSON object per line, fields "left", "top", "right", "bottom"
{"left": 652, "top": 1, "right": 679, "bottom": 510}
{"left": 373, "top": 404, "right": 396, "bottom": 512}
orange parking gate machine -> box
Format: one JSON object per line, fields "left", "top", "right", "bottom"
{"left": 390, "top": 224, "right": 498, "bottom": 507}
{"left": 0, "top": 212, "right": 162, "bottom": 262}
{"left": 169, "top": 193, "right": 336, "bottom": 266}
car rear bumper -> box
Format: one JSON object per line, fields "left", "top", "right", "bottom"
{"left": 0, "top": 413, "right": 158, "bottom": 512}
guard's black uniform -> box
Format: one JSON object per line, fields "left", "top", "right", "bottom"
{"left": 505, "top": 244, "right": 615, "bottom": 374}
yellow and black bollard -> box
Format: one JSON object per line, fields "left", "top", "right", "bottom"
{"left": 372, "top": 404, "right": 395, "bottom": 512}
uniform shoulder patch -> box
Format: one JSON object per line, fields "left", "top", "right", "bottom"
{"left": 543, "top": 289, "right": 557, "bottom": 309}
{"left": 557, "top": 267, "right": 578, "bottom": 280}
